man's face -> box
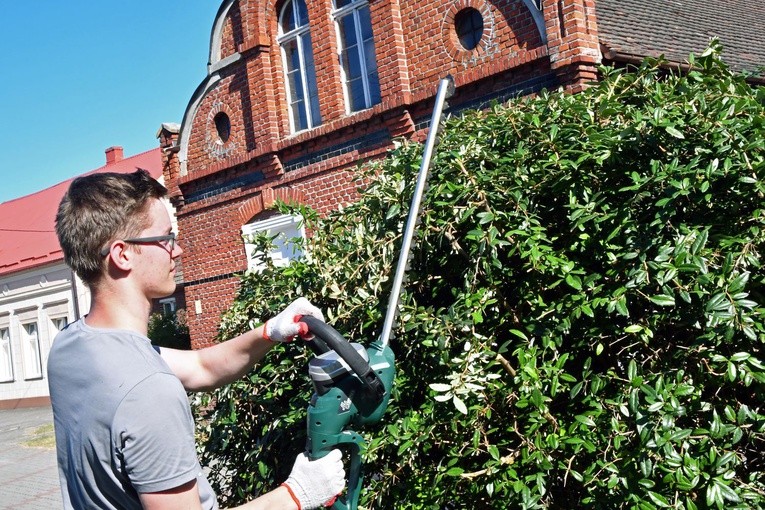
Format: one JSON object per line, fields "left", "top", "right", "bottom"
{"left": 132, "top": 198, "right": 182, "bottom": 299}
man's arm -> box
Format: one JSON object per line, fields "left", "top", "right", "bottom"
{"left": 159, "top": 298, "right": 323, "bottom": 392}
{"left": 139, "top": 479, "right": 298, "bottom": 510}
{"left": 159, "top": 326, "right": 272, "bottom": 392}
{"left": 139, "top": 450, "right": 345, "bottom": 510}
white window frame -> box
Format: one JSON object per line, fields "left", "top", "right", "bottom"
{"left": 332, "top": 0, "right": 381, "bottom": 113}
{"left": 21, "top": 322, "right": 42, "bottom": 380}
{"left": 278, "top": 0, "right": 322, "bottom": 132}
{"left": 51, "top": 316, "right": 68, "bottom": 334}
{"left": 242, "top": 214, "right": 305, "bottom": 272}
{"left": 160, "top": 298, "right": 177, "bottom": 316}
{"left": 0, "top": 327, "right": 13, "bottom": 383}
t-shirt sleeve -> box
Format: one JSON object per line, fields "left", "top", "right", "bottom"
{"left": 113, "top": 372, "right": 201, "bottom": 494}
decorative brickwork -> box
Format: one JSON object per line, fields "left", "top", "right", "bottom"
{"left": 163, "top": 0, "right": 602, "bottom": 348}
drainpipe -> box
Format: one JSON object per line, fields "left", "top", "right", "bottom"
{"left": 70, "top": 270, "right": 81, "bottom": 321}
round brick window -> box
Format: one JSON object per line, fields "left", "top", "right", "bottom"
{"left": 454, "top": 7, "right": 484, "bottom": 50}
{"left": 213, "top": 112, "right": 231, "bottom": 145}
{"left": 205, "top": 101, "right": 237, "bottom": 159}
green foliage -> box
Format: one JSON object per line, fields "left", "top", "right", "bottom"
{"left": 148, "top": 310, "right": 191, "bottom": 350}
{"left": 194, "top": 43, "right": 765, "bottom": 509}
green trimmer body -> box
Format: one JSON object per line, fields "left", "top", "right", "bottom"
{"left": 303, "top": 316, "right": 395, "bottom": 510}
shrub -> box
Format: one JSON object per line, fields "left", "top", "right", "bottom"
{"left": 194, "top": 43, "right": 765, "bottom": 509}
{"left": 148, "top": 309, "right": 191, "bottom": 350}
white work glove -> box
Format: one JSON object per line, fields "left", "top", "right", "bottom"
{"left": 263, "top": 297, "right": 325, "bottom": 343}
{"left": 282, "top": 450, "right": 346, "bottom": 510}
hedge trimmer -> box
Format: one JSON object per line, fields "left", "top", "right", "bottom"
{"left": 300, "top": 76, "right": 455, "bottom": 510}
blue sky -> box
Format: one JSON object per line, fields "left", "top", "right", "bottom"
{"left": 0, "top": 1, "right": 221, "bottom": 203}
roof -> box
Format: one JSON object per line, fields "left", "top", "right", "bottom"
{"left": 0, "top": 148, "right": 163, "bottom": 277}
{"left": 595, "top": 0, "right": 765, "bottom": 79}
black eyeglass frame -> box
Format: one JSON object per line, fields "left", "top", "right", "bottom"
{"left": 100, "top": 233, "right": 177, "bottom": 257}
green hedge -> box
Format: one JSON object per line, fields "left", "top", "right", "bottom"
{"left": 194, "top": 43, "right": 765, "bottom": 509}
{"left": 148, "top": 310, "right": 191, "bottom": 350}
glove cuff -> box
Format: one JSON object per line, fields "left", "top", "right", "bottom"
{"left": 281, "top": 482, "right": 302, "bottom": 510}
{"left": 262, "top": 320, "right": 274, "bottom": 343}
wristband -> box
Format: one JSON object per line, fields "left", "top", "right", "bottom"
{"left": 281, "top": 482, "right": 302, "bottom": 510}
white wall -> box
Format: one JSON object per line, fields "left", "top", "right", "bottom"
{"left": 0, "top": 262, "right": 87, "bottom": 404}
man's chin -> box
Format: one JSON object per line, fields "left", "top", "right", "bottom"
{"left": 151, "top": 283, "right": 177, "bottom": 299}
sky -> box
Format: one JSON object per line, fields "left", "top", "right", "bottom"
{"left": 0, "top": 1, "right": 222, "bottom": 203}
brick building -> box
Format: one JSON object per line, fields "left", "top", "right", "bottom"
{"left": 160, "top": 0, "right": 764, "bottom": 348}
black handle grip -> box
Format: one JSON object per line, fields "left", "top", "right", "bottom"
{"left": 301, "top": 315, "right": 385, "bottom": 403}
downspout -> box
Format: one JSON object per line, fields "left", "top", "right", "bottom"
{"left": 70, "top": 270, "right": 81, "bottom": 321}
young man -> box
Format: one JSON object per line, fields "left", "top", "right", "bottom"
{"left": 49, "top": 169, "right": 344, "bottom": 510}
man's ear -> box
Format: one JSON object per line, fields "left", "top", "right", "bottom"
{"left": 104, "top": 241, "right": 133, "bottom": 271}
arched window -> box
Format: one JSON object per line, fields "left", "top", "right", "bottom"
{"left": 242, "top": 213, "right": 305, "bottom": 272}
{"left": 279, "top": 0, "right": 322, "bottom": 132}
{"left": 332, "top": 0, "right": 381, "bottom": 113}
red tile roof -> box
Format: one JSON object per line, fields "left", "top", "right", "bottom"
{"left": 0, "top": 148, "right": 163, "bottom": 276}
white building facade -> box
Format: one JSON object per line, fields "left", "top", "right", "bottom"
{"left": 0, "top": 264, "right": 88, "bottom": 406}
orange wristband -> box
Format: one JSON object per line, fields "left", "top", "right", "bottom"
{"left": 281, "top": 483, "right": 302, "bottom": 510}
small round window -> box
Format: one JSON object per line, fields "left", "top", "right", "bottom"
{"left": 213, "top": 112, "right": 231, "bottom": 145}
{"left": 454, "top": 8, "right": 484, "bottom": 51}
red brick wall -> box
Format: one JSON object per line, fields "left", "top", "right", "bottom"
{"left": 165, "top": 0, "right": 601, "bottom": 348}
{"left": 544, "top": 0, "right": 601, "bottom": 91}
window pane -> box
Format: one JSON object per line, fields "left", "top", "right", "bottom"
{"left": 23, "top": 323, "right": 42, "bottom": 379}
{"left": 455, "top": 8, "right": 483, "bottom": 50}
{"left": 242, "top": 215, "right": 305, "bottom": 272}
{"left": 358, "top": 5, "right": 373, "bottom": 41}
{"left": 302, "top": 32, "right": 322, "bottom": 126}
{"left": 339, "top": 14, "right": 358, "bottom": 49}
{"left": 364, "top": 38, "right": 377, "bottom": 75}
{"left": 287, "top": 68, "right": 307, "bottom": 130}
{"left": 289, "top": 69, "right": 304, "bottom": 101}
{"left": 280, "top": 0, "right": 296, "bottom": 32}
{"left": 283, "top": 38, "right": 307, "bottom": 130}
{"left": 341, "top": 42, "right": 362, "bottom": 81}
{"left": 334, "top": 0, "right": 354, "bottom": 9}
{"left": 296, "top": 0, "right": 309, "bottom": 26}
{"left": 161, "top": 300, "right": 176, "bottom": 316}
{"left": 348, "top": 76, "right": 366, "bottom": 111}
{"left": 367, "top": 70, "right": 381, "bottom": 105}
{"left": 295, "top": 99, "right": 308, "bottom": 130}
{"left": 281, "top": 0, "right": 309, "bottom": 33}
{"left": 284, "top": 39, "right": 301, "bottom": 70}
{"left": 0, "top": 328, "right": 12, "bottom": 382}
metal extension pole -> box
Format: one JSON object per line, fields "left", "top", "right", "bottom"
{"left": 379, "top": 76, "right": 455, "bottom": 349}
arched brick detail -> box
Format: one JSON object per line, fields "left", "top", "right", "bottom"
{"left": 236, "top": 187, "right": 307, "bottom": 224}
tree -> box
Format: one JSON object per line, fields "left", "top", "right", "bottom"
{"left": 194, "top": 43, "right": 765, "bottom": 509}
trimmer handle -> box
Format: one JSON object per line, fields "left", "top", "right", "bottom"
{"left": 302, "top": 316, "right": 386, "bottom": 403}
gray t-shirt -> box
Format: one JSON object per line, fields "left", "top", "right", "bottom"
{"left": 48, "top": 318, "right": 218, "bottom": 509}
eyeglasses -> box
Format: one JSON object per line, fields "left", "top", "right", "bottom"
{"left": 100, "top": 233, "right": 177, "bottom": 257}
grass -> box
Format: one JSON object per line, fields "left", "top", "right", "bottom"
{"left": 23, "top": 423, "right": 56, "bottom": 449}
